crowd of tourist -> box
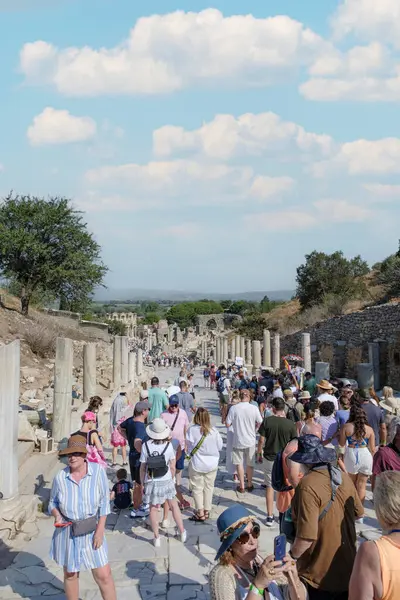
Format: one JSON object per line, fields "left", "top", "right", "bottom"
{"left": 49, "top": 359, "right": 400, "bottom": 600}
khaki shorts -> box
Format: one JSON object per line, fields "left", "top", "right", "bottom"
{"left": 232, "top": 446, "right": 256, "bottom": 467}
{"left": 219, "top": 393, "right": 229, "bottom": 405}
{"left": 262, "top": 459, "right": 275, "bottom": 487}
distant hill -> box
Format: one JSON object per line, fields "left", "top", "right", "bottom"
{"left": 94, "top": 288, "right": 294, "bottom": 303}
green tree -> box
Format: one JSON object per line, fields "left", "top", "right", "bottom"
{"left": 0, "top": 193, "right": 108, "bottom": 315}
{"left": 220, "top": 300, "right": 233, "bottom": 312}
{"left": 105, "top": 319, "right": 127, "bottom": 336}
{"left": 259, "top": 295, "right": 282, "bottom": 313}
{"left": 235, "top": 314, "right": 267, "bottom": 340}
{"left": 296, "top": 250, "right": 369, "bottom": 310}
{"left": 143, "top": 312, "right": 160, "bottom": 324}
{"left": 166, "top": 300, "right": 223, "bottom": 328}
{"left": 376, "top": 241, "right": 400, "bottom": 298}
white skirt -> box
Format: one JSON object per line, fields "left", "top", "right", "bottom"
{"left": 344, "top": 447, "right": 373, "bottom": 476}
{"left": 143, "top": 477, "right": 177, "bottom": 506}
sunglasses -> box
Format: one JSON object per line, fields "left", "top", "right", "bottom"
{"left": 68, "top": 452, "right": 86, "bottom": 458}
{"left": 237, "top": 523, "right": 261, "bottom": 545}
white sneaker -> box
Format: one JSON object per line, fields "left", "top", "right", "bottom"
{"left": 153, "top": 537, "right": 161, "bottom": 548}
{"left": 266, "top": 516, "right": 275, "bottom": 527}
{"left": 180, "top": 530, "right": 187, "bottom": 543}
{"left": 161, "top": 519, "right": 170, "bottom": 529}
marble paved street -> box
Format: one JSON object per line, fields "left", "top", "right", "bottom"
{"left": 0, "top": 367, "right": 381, "bottom": 599}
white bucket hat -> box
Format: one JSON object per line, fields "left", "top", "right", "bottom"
{"left": 146, "top": 418, "right": 171, "bottom": 440}
{"left": 380, "top": 396, "right": 400, "bottom": 415}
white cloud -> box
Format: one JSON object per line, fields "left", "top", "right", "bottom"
{"left": 83, "top": 160, "right": 296, "bottom": 210}
{"left": 19, "top": 9, "right": 326, "bottom": 96}
{"left": 27, "top": 107, "right": 97, "bottom": 146}
{"left": 313, "top": 199, "right": 373, "bottom": 222}
{"left": 153, "top": 112, "right": 333, "bottom": 160}
{"left": 248, "top": 176, "right": 295, "bottom": 200}
{"left": 332, "top": 0, "right": 400, "bottom": 47}
{"left": 301, "top": 42, "right": 400, "bottom": 101}
{"left": 312, "top": 138, "right": 400, "bottom": 176}
{"left": 363, "top": 183, "right": 400, "bottom": 199}
{"left": 246, "top": 211, "right": 317, "bottom": 231}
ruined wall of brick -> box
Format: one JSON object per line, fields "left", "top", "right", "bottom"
{"left": 280, "top": 302, "right": 400, "bottom": 387}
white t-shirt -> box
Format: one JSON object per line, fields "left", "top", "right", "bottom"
{"left": 226, "top": 402, "right": 263, "bottom": 449}
{"left": 223, "top": 378, "right": 231, "bottom": 394}
{"left": 140, "top": 440, "right": 176, "bottom": 482}
{"left": 272, "top": 388, "right": 284, "bottom": 399}
{"left": 186, "top": 425, "right": 223, "bottom": 473}
{"left": 318, "top": 393, "right": 338, "bottom": 411}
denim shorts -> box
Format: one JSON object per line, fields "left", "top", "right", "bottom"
{"left": 176, "top": 449, "right": 186, "bottom": 471}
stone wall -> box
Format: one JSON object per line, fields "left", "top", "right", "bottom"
{"left": 280, "top": 302, "right": 400, "bottom": 388}
{"left": 41, "top": 309, "right": 110, "bottom": 342}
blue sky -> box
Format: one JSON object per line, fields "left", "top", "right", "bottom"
{"left": 1, "top": 0, "right": 400, "bottom": 294}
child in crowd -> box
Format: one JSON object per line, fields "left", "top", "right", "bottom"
{"left": 110, "top": 468, "right": 133, "bottom": 510}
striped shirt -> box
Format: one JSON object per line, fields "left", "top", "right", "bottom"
{"left": 49, "top": 462, "right": 110, "bottom": 572}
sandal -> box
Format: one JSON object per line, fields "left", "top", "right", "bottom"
{"left": 204, "top": 511, "right": 210, "bottom": 520}
{"left": 179, "top": 500, "right": 191, "bottom": 510}
{"left": 189, "top": 513, "right": 206, "bottom": 522}
{"left": 247, "top": 485, "right": 254, "bottom": 493}
{"left": 236, "top": 487, "right": 246, "bottom": 494}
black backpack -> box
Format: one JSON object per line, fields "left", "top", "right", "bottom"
{"left": 285, "top": 402, "right": 301, "bottom": 423}
{"left": 145, "top": 442, "right": 170, "bottom": 479}
{"left": 271, "top": 449, "right": 294, "bottom": 493}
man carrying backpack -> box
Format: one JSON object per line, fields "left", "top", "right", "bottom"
{"left": 257, "top": 397, "right": 297, "bottom": 527}
{"left": 217, "top": 370, "right": 230, "bottom": 422}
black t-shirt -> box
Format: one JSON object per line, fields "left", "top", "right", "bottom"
{"left": 259, "top": 376, "right": 274, "bottom": 393}
{"left": 119, "top": 418, "right": 148, "bottom": 466}
{"left": 112, "top": 479, "right": 132, "bottom": 509}
{"left": 258, "top": 415, "right": 297, "bottom": 461}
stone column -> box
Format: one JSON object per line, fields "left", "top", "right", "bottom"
{"left": 136, "top": 349, "right": 143, "bottom": 376}
{"left": 83, "top": 342, "right": 96, "bottom": 403}
{"left": 223, "top": 338, "right": 229, "bottom": 366}
{"left": 368, "top": 342, "right": 380, "bottom": 390}
{"left": 113, "top": 336, "right": 122, "bottom": 386}
{"left": 0, "top": 340, "right": 20, "bottom": 499}
{"left": 302, "top": 333, "right": 312, "bottom": 373}
{"left": 252, "top": 340, "right": 262, "bottom": 373}
{"left": 128, "top": 352, "right": 136, "bottom": 383}
{"left": 263, "top": 330, "right": 271, "bottom": 367}
{"left": 246, "top": 339, "right": 252, "bottom": 366}
{"left": 357, "top": 363, "right": 374, "bottom": 390}
{"left": 272, "top": 333, "right": 281, "bottom": 370}
{"left": 215, "top": 337, "right": 221, "bottom": 366}
{"left": 235, "top": 335, "right": 241, "bottom": 358}
{"left": 120, "top": 336, "right": 129, "bottom": 385}
{"left": 53, "top": 337, "right": 73, "bottom": 444}
{"left": 315, "top": 362, "right": 330, "bottom": 382}
{"left": 240, "top": 337, "right": 245, "bottom": 361}
{"left": 230, "top": 339, "right": 235, "bottom": 361}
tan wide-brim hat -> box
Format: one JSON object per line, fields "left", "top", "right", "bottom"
{"left": 299, "top": 391, "right": 311, "bottom": 400}
{"left": 146, "top": 417, "right": 171, "bottom": 440}
{"left": 317, "top": 379, "right": 333, "bottom": 391}
{"left": 380, "top": 397, "right": 400, "bottom": 415}
{"left": 58, "top": 434, "right": 88, "bottom": 456}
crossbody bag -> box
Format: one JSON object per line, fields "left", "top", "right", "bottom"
{"left": 187, "top": 434, "right": 207, "bottom": 461}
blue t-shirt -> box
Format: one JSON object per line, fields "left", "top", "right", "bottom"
{"left": 120, "top": 418, "right": 148, "bottom": 466}
{"left": 336, "top": 409, "right": 350, "bottom": 427}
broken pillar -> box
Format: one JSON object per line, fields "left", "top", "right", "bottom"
{"left": 0, "top": 340, "right": 20, "bottom": 499}
{"left": 302, "top": 333, "right": 312, "bottom": 373}
{"left": 272, "top": 333, "right": 281, "bottom": 370}
{"left": 315, "top": 362, "right": 330, "bottom": 382}
{"left": 252, "top": 340, "right": 262, "bottom": 372}
{"left": 357, "top": 363, "right": 374, "bottom": 391}
{"left": 83, "top": 342, "right": 96, "bottom": 403}
{"left": 113, "top": 336, "right": 122, "bottom": 386}
{"left": 263, "top": 330, "right": 271, "bottom": 367}
{"left": 120, "top": 336, "right": 129, "bottom": 385}
{"left": 128, "top": 351, "right": 136, "bottom": 383}
{"left": 53, "top": 337, "right": 73, "bottom": 444}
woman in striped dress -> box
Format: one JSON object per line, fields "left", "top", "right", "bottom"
{"left": 49, "top": 435, "right": 116, "bottom": 600}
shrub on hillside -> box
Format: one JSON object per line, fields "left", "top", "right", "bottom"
{"left": 23, "top": 321, "right": 58, "bottom": 358}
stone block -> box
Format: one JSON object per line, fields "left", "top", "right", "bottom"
{"left": 169, "top": 543, "right": 212, "bottom": 585}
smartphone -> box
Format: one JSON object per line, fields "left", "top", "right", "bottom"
{"left": 55, "top": 521, "right": 72, "bottom": 528}
{"left": 274, "top": 534, "right": 287, "bottom": 563}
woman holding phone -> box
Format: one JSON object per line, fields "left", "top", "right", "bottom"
{"left": 209, "top": 505, "right": 306, "bottom": 600}
{"left": 49, "top": 435, "right": 116, "bottom": 600}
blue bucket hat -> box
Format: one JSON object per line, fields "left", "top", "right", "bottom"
{"left": 215, "top": 505, "right": 256, "bottom": 560}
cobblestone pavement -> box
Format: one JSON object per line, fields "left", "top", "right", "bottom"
{"left": 0, "top": 367, "right": 381, "bottom": 599}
